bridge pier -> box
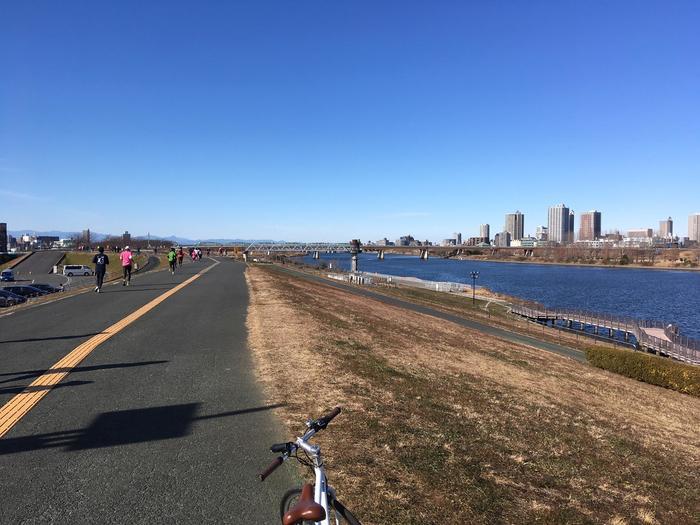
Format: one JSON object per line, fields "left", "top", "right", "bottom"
{"left": 378, "top": 250, "right": 385, "bottom": 260}
{"left": 420, "top": 249, "right": 429, "bottom": 260}
{"left": 313, "top": 251, "right": 320, "bottom": 260}
{"left": 608, "top": 328, "right": 613, "bottom": 338}
{"left": 567, "top": 320, "right": 572, "bottom": 328}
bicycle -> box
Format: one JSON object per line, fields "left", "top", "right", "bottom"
{"left": 259, "top": 407, "right": 361, "bottom": 525}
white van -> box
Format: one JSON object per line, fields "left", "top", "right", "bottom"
{"left": 63, "top": 265, "right": 93, "bottom": 276}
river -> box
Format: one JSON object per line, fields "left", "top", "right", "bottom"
{"left": 301, "top": 253, "right": 700, "bottom": 339}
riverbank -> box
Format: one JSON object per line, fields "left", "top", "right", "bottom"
{"left": 246, "top": 264, "right": 700, "bottom": 524}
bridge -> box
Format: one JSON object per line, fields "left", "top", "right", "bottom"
{"left": 510, "top": 304, "right": 700, "bottom": 365}
{"left": 244, "top": 241, "right": 353, "bottom": 254}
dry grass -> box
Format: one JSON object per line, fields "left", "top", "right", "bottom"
{"left": 246, "top": 265, "right": 700, "bottom": 524}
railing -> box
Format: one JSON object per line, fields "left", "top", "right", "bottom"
{"left": 359, "top": 271, "right": 468, "bottom": 293}
{"left": 510, "top": 304, "right": 700, "bottom": 365}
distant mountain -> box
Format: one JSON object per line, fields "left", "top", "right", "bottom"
{"left": 9, "top": 230, "right": 284, "bottom": 245}
{"left": 9, "top": 230, "right": 109, "bottom": 240}
{"left": 133, "top": 235, "right": 285, "bottom": 245}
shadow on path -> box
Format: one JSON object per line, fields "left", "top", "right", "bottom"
{"left": 0, "top": 380, "right": 93, "bottom": 396}
{"left": 0, "top": 332, "right": 104, "bottom": 345}
{"left": 0, "top": 403, "right": 285, "bottom": 455}
{"left": 0, "top": 360, "right": 168, "bottom": 384}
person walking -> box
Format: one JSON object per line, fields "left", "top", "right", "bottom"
{"left": 177, "top": 247, "right": 184, "bottom": 267}
{"left": 92, "top": 246, "right": 109, "bottom": 293}
{"left": 167, "top": 247, "right": 177, "bottom": 274}
{"left": 120, "top": 245, "right": 134, "bottom": 286}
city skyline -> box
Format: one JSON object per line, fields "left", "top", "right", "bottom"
{"left": 2, "top": 2, "right": 699, "bottom": 240}
{"left": 5, "top": 208, "right": 700, "bottom": 245}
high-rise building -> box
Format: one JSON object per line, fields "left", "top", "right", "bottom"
{"left": 453, "top": 232, "right": 462, "bottom": 245}
{"left": 479, "top": 224, "right": 490, "bottom": 240}
{"left": 568, "top": 211, "right": 575, "bottom": 243}
{"left": 123, "top": 231, "right": 131, "bottom": 245}
{"left": 0, "top": 222, "right": 7, "bottom": 252}
{"left": 689, "top": 214, "right": 700, "bottom": 242}
{"left": 659, "top": 217, "right": 673, "bottom": 238}
{"left": 578, "top": 210, "right": 602, "bottom": 241}
{"left": 535, "top": 226, "right": 548, "bottom": 241}
{"left": 82, "top": 229, "right": 91, "bottom": 244}
{"left": 505, "top": 211, "right": 524, "bottom": 241}
{"left": 548, "top": 204, "right": 569, "bottom": 244}
{"left": 494, "top": 231, "right": 511, "bottom": 247}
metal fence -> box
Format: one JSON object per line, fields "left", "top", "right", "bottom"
{"left": 510, "top": 303, "right": 700, "bottom": 365}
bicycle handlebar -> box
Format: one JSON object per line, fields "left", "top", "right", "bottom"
{"left": 259, "top": 456, "right": 283, "bottom": 482}
{"left": 261, "top": 407, "right": 342, "bottom": 481}
{"left": 312, "top": 406, "right": 341, "bottom": 431}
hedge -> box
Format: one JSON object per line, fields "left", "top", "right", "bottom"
{"left": 585, "top": 346, "right": 700, "bottom": 397}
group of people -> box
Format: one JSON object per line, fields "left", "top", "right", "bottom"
{"left": 166, "top": 247, "right": 204, "bottom": 274}
{"left": 91, "top": 245, "right": 136, "bottom": 293}
{"left": 92, "top": 244, "right": 210, "bottom": 290}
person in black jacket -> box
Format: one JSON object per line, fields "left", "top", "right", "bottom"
{"left": 92, "top": 246, "right": 109, "bottom": 293}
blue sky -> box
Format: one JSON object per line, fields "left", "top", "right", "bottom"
{"left": 2, "top": 1, "right": 698, "bottom": 241}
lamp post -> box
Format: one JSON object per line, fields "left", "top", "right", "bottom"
{"left": 470, "top": 271, "right": 479, "bottom": 304}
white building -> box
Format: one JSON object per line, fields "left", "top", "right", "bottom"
{"left": 548, "top": 204, "right": 570, "bottom": 244}
{"left": 689, "top": 213, "right": 700, "bottom": 242}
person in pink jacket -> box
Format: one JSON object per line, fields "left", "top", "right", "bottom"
{"left": 119, "top": 246, "right": 134, "bottom": 286}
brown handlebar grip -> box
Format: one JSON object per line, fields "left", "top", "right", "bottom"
{"left": 259, "top": 456, "right": 283, "bottom": 482}
{"left": 322, "top": 406, "right": 341, "bottom": 422}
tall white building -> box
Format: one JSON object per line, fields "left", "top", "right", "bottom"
{"left": 659, "top": 217, "right": 673, "bottom": 239}
{"left": 505, "top": 211, "right": 525, "bottom": 241}
{"left": 548, "top": 204, "right": 570, "bottom": 244}
{"left": 689, "top": 213, "right": 700, "bottom": 242}
{"left": 480, "top": 224, "right": 490, "bottom": 240}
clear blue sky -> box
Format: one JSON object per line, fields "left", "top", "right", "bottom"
{"left": 2, "top": 1, "right": 698, "bottom": 241}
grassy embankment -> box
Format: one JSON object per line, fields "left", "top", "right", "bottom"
{"left": 246, "top": 264, "right": 700, "bottom": 525}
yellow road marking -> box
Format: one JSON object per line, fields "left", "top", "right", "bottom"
{"left": 0, "top": 261, "right": 219, "bottom": 438}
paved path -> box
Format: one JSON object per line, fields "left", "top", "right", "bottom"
{"left": 11, "top": 250, "right": 65, "bottom": 276}
{"left": 273, "top": 265, "right": 587, "bottom": 363}
{"left": 0, "top": 258, "right": 295, "bottom": 524}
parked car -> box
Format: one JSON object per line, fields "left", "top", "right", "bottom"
{"left": 1, "top": 269, "right": 15, "bottom": 282}
{"left": 0, "top": 289, "right": 28, "bottom": 307}
{"left": 63, "top": 265, "right": 93, "bottom": 277}
{"left": 30, "top": 283, "right": 63, "bottom": 294}
{"left": 1, "top": 285, "right": 48, "bottom": 298}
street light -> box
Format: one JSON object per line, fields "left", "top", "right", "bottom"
{"left": 470, "top": 271, "right": 479, "bottom": 304}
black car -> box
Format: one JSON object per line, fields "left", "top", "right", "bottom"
{"left": 30, "top": 283, "right": 63, "bottom": 294}
{"left": 0, "top": 289, "right": 28, "bottom": 307}
{"left": 1, "top": 285, "right": 48, "bottom": 298}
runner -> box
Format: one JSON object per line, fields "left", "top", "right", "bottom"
{"left": 119, "top": 245, "right": 134, "bottom": 286}
{"left": 167, "top": 247, "right": 177, "bottom": 274}
{"left": 177, "top": 247, "right": 184, "bottom": 267}
{"left": 92, "top": 246, "right": 109, "bottom": 293}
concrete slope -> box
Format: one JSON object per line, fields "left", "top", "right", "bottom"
{"left": 0, "top": 258, "right": 296, "bottom": 524}
{"left": 12, "top": 250, "right": 65, "bottom": 276}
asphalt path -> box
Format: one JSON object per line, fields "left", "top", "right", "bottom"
{"left": 11, "top": 251, "right": 65, "bottom": 276}
{"left": 272, "top": 265, "right": 587, "bottom": 363}
{"left": 0, "top": 258, "right": 296, "bottom": 524}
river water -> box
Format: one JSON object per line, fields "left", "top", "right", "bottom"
{"left": 302, "top": 253, "right": 700, "bottom": 339}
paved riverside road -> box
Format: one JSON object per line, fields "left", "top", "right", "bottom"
{"left": 272, "top": 265, "right": 587, "bottom": 363}
{"left": 0, "top": 258, "right": 296, "bottom": 524}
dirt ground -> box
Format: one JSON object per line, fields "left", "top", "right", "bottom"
{"left": 245, "top": 265, "right": 700, "bottom": 524}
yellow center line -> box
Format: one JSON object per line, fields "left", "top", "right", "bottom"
{"left": 0, "top": 260, "right": 220, "bottom": 438}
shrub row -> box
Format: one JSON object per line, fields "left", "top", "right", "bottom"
{"left": 585, "top": 346, "right": 700, "bottom": 397}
